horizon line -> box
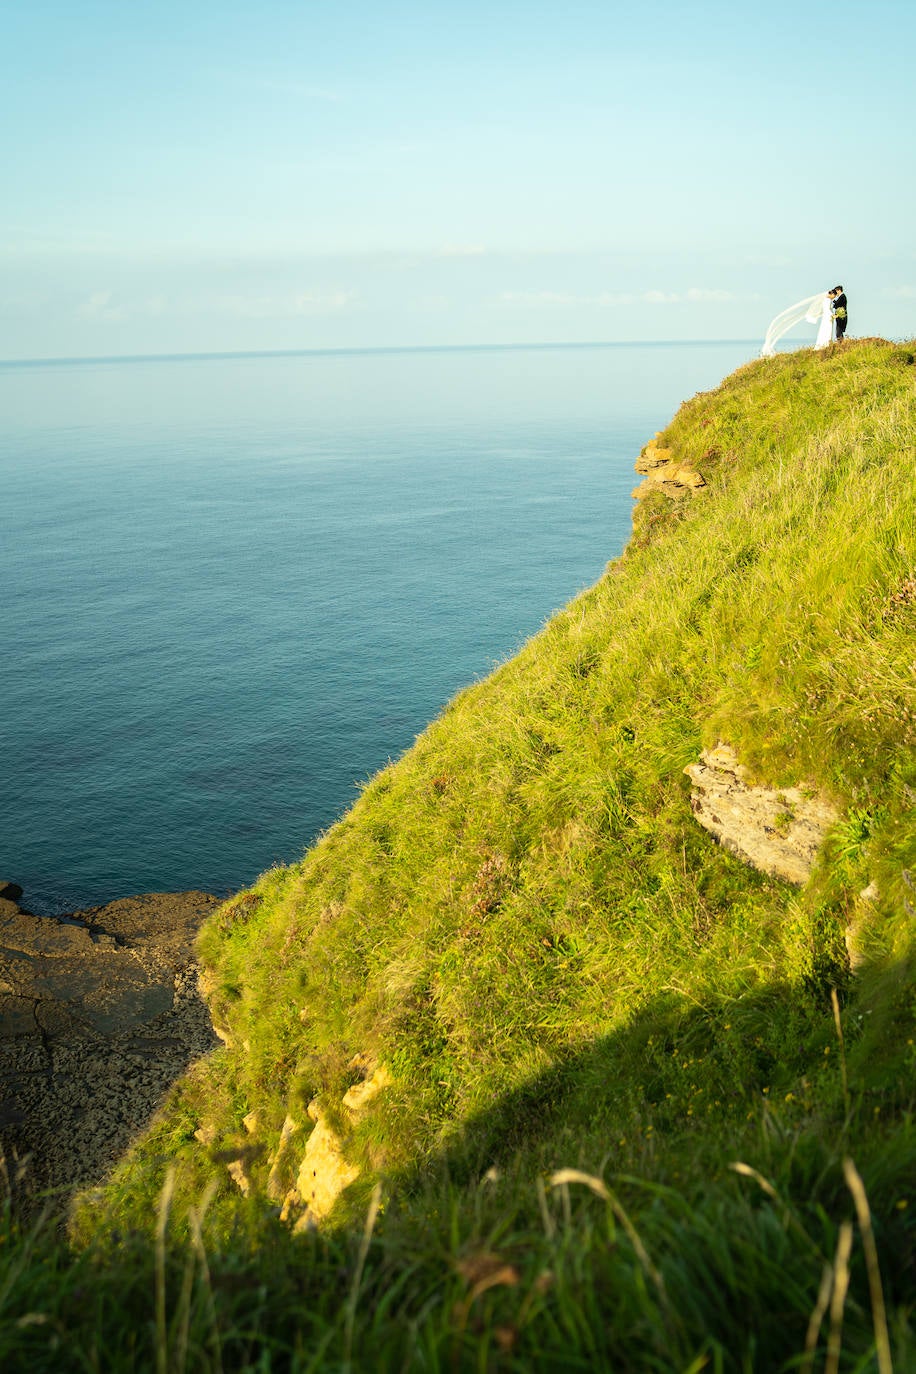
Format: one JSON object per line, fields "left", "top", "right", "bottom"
{"left": 0, "top": 339, "right": 761, "bottom": 369}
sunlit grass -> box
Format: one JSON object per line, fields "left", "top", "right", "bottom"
{"left": 3, "top": 339, "right": 915, "bottom": 1370}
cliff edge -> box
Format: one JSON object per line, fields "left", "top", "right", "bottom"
{"left": 8, "top": 340, "right": 914, "bottom": 1372}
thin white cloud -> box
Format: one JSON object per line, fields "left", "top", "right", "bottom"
{"left": 684, "top": 287, "right": 738, "bottom": 302}
{"left": 499, "top": 290, "right": 636, "bottom": 306}
{"left": 499, "top": 287, "right": 741, "bottom": 308}
{"left": 290, "top": 289, "right": 357, "bottom": 315}
{"left": 76, "top": 289, "right": 126, "bottom": 321}
{"left": 218, "top": 290, "right": 359, "bottom": 319}
{"left": 438, "top": 244, "right": 488, "bottom": 258}
{"left": 882, "top": 285, "right": 916, "bottom": 299}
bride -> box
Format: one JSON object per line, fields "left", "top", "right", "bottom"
{"left": 813, "top": 290, "right": 834, "bottom": 349}
{"left": 762, "top": 290, "right": 834, "bottom": 355}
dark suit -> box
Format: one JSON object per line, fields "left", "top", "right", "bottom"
{"left": 833, "top": 293, "right": 848, "bottom": 339}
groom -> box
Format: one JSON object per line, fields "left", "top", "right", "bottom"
{"left": 831, "top": 286, "right": 848, "bottom": 341}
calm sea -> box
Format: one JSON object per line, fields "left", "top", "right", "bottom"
{"left": 1, "top": 342, "right": 754, "bottom": 915}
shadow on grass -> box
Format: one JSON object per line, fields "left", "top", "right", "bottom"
{"left": 3, "top": 953, "right": 914, "bottom": 1373}
{"left": 352, "top": 956, "right": 916, "bottom": 1369}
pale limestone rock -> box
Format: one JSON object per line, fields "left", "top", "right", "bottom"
{"left": 279, "top": 1187, "right": 301, "bottom": 1223}
{"left": 285, "top": 1061, "right": 392, "bottom": 1227}
{"left": 242, "top": 1110, "right": 259, "bottom": 1135}
{"left": 665, "top": 463, "right": 706, "bottom": 489}
{"left": 342, "top": 1064, "right": 392, "bottom": 1113}
{"left": 197, "top": 968, "right": 233, "bottom": 1047}
{"left": 632, "top": 440, "right": 706, "bottom": 501}
{"left": 293, "top": 1106, "right": 360, "bottom": 1223}
{"left": 635, "top": 439, "right": 675, "bottom": 472}
{"left": 267, "top": 1114, "right": 301, "bottom": 1201}
{"left": 227, "top": 1158, "right": 252, "bottom": 1197}
{"left": 635, "top": 438, "right": 705, "bottom": 490}
{"left": 685, "top": 744, "right": 837, "bottom": 885}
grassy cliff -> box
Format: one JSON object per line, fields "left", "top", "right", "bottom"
{"left": 4, "top": 339, "right": 915, "bottom": 1371}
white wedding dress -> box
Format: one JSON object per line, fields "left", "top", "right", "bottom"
{"left": 761, "top": 292, "right": 833, "bottom": 356}
{"left": 813, "top": 293, "right": 833, "bottom": 350}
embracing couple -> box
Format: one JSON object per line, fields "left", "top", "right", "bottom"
{"left": 815, "top": 286, "right": 848, "bottom": 349}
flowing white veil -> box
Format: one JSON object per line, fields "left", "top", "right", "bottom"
{"left": 761, "top": 293, "right": 829, "bottom": 357}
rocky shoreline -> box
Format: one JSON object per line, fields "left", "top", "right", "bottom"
{"left": 0, "top": 883, "right": 219, "bottom": 1210}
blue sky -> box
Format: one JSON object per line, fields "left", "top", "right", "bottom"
{"left": 2, "top": 0, "right": 914, "bottom": 357}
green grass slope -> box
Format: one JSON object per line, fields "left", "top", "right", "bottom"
{"left": 4, "top": 339, "right": 915, "bottom": 1372}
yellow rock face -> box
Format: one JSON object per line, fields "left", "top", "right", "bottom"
{"left": 632, "top": 440, "right": 705, "bottom": 498}
{"left": 342, "top": 1064, "right": 392, "bottom": 1112}
{"left": 293, "top": 1109, "right": 360, "bottom": 1226}
{"left": 634, "top": 439, "right": 675, "bottom": 473}
{"left": 665, "top": 464, "right": 706, "bottom": 489}
{"left": 684, "top": 744, "right": 837, "bottom": 885}
{"left": 277, "top": 1060, "right": 393, "bottom": 1229}
{"left": 266, "top": 1113, "right": 301, "bottom": 1201}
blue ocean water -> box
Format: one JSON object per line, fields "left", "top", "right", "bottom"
{"left": 1, "top": 342, "right": 754, "bottom": 915}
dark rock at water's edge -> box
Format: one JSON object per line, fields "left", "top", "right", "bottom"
{"left": 0, "top": 886, "right": 220, "bottom": 1211}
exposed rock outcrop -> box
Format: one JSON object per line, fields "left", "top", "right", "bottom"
{"left": 632, "top": 436, "right": 706, "bottom": 501}
{"left": 684, "top": 744, "right": 838, "bottom": 885}
{"left": 228, "top": 1059, "right": 393, "bottom": 1230}
{"left": 292, "top": 1062, "right": 392, "bottom": 1230}
{"left": 0, "top": 887, "right": 219, "bottom": 1206}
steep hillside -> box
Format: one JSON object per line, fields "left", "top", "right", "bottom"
{"left": 5, "top": 339, "right": 915, "bottom": 1372}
